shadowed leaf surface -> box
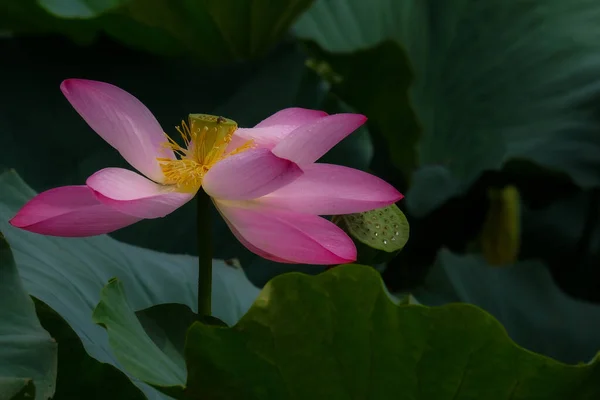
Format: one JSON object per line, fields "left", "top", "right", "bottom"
{"left": 95, "top": 264, "right": 600, "bottom": 399}
{"left": 416, "top": 249, "right": 600, "bottom": 364}
{"left": 296, "top": 0, "right": 600, "bottom": 216}
{"left": 0, "top": 235, "right": 56, "bottom": 400}
{"left": 5, "top": 0, "right": 316, "bottom": 63}
{"left": 0, "top": 170, "right": 259, "bottom": 399}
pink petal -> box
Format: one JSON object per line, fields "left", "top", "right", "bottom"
{"left": 259, "top": 163, "right": 403, "bottom": 215}
{"left": 255, "top": 108, "right": 329, "bottom": 128}
{"left": 272, "top": 113, "right": 367, "bottom": 165}
{"left": 231, "top": 108, "right": 328, "bottom": 150}
{"left": 225, "top": 222, "right": 294, "bottom": 264}
{"left": 9, "top": 186, "right": 142, "bottom": 237}
{"left": 214, "top": 200, "right": 356, "bottom": 265}
{"left": 61, "top": 79, "right": 174, "bottom": 183}
{"left": 86, "top": 168, "right": 195, "bottom": 219}
{"left": 203, "top": 148, "right": 302, "bottom": 201}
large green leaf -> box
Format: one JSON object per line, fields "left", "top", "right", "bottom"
{"left": 93, "top": 280, "right": 187, "bottom": 399}
{"left": 0, "top": 0, "right": 99, "bottom": 45}
{"left": 304, "top": 40, "right": 420, "bottom": 179}
{"left": 38, "top": 0, "right": 125, "bottom": 18}
{"left": 0, "top": 234, "right": 56, "bottom": 400}
{"left": 296, "top": 0, "right": 600, "bottom": 216}
{"left": 294, "top": 0, "right": 407, "bottom": 52}
{"left": 0, "top": 170, "right": 260, "bottom": 399}
{"left": 415, "top": 249, "right": 600, "bottom": 364}
{"left": 3, "top": 0, "right": 315, "bottom": 63}
{"left": 95, "top": 263, "right": 600, "bottom": 399}
{"left": 519, "top": 190, "right": 600, "bottom": 303}
{"left": 33, "top": 300, "right": 146, "bottom": 399}
{"left": 294, "top": 0, "right": 422, "bottom": 185}
{"left": 0, "top": 378, "right": 36, "bottom": 400}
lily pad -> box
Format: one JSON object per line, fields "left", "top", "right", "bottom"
{"left": 0, "top": 378, "right": 36, "bottom": 400}
{"left": 95, "top": 263, "right": 600, "bottom": 399}
{"left": 8, "top": 0, "right": 315, "bottom": 63}
{"left": 296, "top": 0, "right": 600, "bottom": 216}
{"left": 0, "top": 170, "right": 260, "bottom": 399}
{"left": 93, "top": 280, "right": 187, "bottom": 399}
{"left": 38, "top": 0, "right": 124, "bottom": 18}
{"left": 0, "top": 234, "right": 56, "bottom": 400}
{"left": 33, "top": 299, "right": 146, "bottom": 399}
{"left": 416, "top": 249, "right": 600, "bottom": 364}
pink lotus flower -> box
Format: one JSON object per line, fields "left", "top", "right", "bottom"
{"left": 9, "top": 79, "right": 402, "bottom": 264}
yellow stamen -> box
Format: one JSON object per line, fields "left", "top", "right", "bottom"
{"left": 157, "top": 114, "right": 253, "bottom": 193}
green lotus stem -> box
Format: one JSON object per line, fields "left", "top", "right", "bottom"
{"left": 196, "top": 189, "right": 212, "bottom": 317}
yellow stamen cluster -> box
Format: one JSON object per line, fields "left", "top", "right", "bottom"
{"left": 157, "top": 114, "right": 253, "bottom": 193}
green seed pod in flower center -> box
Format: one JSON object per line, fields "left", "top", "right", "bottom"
{"left": 188, "top": 114, "right": 238, "bottom": 165}
{"left": 157, "top": 114, "right": 252, "bottom": 193}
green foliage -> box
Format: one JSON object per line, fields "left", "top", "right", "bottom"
{"left": 294, "top": 0, "right": 408, "bottom": 52}
{"left": 95, "top": 264, "right": 600, "bottom": 399}
{"left": 0, "top": 378, "right": 36, "bottom": 400}
{"left": 0, "top": 170, "right": 260, "bottom": 398}
{"left": 519, "top": 189, "right": 600, "bottom": 302}
{"left": 296, "top": 0, "right": 600, "bottom": 217}
{"left": 0, "top": 234, "right": 56, "bottom": 400}
{"left": 304, "top": 40, "right": 420, "bottom": 180}
{"left": 416, "top": 249, "right": 600, "bottom": 364}
{"left": 2, "top": 0, "right": 600, "bottom": 396}
{"left": 34, "top": 300, "right": 146, "bottom": 399}
{"left": 39, "top": 0, "right": 124, "bottom": 18}
{"left": 0, "top": 0, "right": 99, "bottom": 45}
{"left": 93, "top": 280, "right": 187, "bottom": 399}
{"left": 1, "top": 0, "right": 316, "bottom": 63}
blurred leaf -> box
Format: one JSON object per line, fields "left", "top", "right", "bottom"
{"left": 519, "top": 189, "right": 600, "bottom": 303}
{"left": 304, "top": 40, "right": 420, "bottom": 180}
{"left": 38, "top": 0, "right": 124, "bottom": 18}
{"left": 397, "top": 293, "right": 420, "bottom": 305}
{"left": 297, "top": 0, "right": 600, "bottom": 217}
{"left": 479, "top": 185, "right": 521, "bottom": 266}
{"left": 97, "top": 264, "right": 600, "bottom": 399}
{"left": 0, "top": 0, "right": 99, "bottom": 44}
{"left": 404, "top": 165, "right": 462, "bottom": 217}
{"left": 294, "top": 0, "right": 407, "bottom": 52}
{"left": 0, "top": 170, "right": 259, "bottom": 399}
{"left": 33, "top": 300, "right": 146, "bottom": 400}
{"left": 296, "top": 2, "right": 422, "bottom": 181}
{"left": 5, "top": 0, "right": 315, "bottom": 63}
{"left": 0, "top": 378, "right": 35, "bottom": 400}
{"left": 416, "top": 249, "right": 600, "bottom": 364}
{"left": 0, "top": 234, "right": 56, "bottom": 400}
{"left": 381, "top": 160, "right": 582, "bottom": 295}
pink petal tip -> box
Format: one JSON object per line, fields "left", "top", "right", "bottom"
{"left": 9, "top": 185, "right": 142, "bottom": 237}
